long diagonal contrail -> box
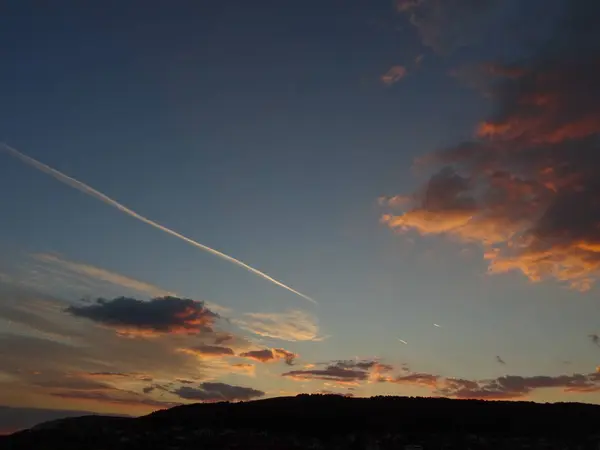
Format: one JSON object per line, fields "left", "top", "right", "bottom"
{"left": 1, "top": 143, "right": 316, "bottom": 305}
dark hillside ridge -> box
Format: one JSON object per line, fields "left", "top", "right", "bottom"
{"left": 3, "top": 395, "right": 600, "bottom": 449}
{"left": 144, "top": 395, "right": 600, "bottom": 436}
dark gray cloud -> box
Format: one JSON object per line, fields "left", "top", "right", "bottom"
{"left": 589, "top": 334, "right": 600, "bottom": 348}
{"left": 383, "top": 0, "right": 600, "bottom": 291}
{"left": 239, "top": 348, "right": 297, "bottom": 365}
{"left": 496, "top": 356, "right": 506, "bottom": 365}
{"left": 374, "top": 366, "right": 600, "bottom": 400}
{"left": 283, "top": 360, "right": 392, "bottom": 383}
{"left": 66, "top": 296, "right": 219, "bottom": 335}
{"left": 173, "top": 382, "right": 264, "bottom": 402}
{"left": 214, "top": 333, "right": 233, "bottom": 345}
{"left": 438, "top": 372, "right": 600, "bottom": 399}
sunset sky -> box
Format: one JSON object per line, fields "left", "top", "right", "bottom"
{"left": 2, "top": 0, "right": 600, "bottom": 433}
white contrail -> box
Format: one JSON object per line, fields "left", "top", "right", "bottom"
{"left": 1, "top": 143, "right": 316, "bottom": 305}
{"left": 398, "top": 338, "right": 408, "bottom": 345}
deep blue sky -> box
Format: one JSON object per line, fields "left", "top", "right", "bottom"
{"left": 1, "top": 0, "right": 599, "bottom": 430}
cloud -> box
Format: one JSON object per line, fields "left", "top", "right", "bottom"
{"left": 385, "top": 372, "right": 440, "bottom": 388}
{"left": 283, "top": 360, "right": 392, "bottom": 385}
{"left": 181, "top": 345, "right": 235, "bottom": 357}
{"left": 382, "top": 1, "right": 600, "bottom": 291}
{"left": 239, "top": 348, "right": 297, "bottom": 365}
{"left": 50, "top": 388, "right": 180, "bottom": 410}
{"left": 375, "top": 364, "right": 600, "bottom": 400}
{"left": 1, "top": 143, "right": 315, "bottom": 304}
{"left": 234, "top": 310, "right": 322, "bottom": 342}
{"left": 0, "top": 285, "right": 274, "bottom": 421}
{"left": 66, "top": 296, "right": 219, "bottom": 336}
{"left": 381, "top": 65, "right": 407, "bottom": 86}
{"left": 230, "top": 363, "right": 256, "bottom": 377}
{"left": 496, "top": 356, "right": 506, "bottom": 365}
{"left": 214, "top": 333, "right": 234, "bottom": 345}
{"left": 589, "top": 334, "right": 600, "bottom": 348}
{"left": 33, "top": 253, "right": 173, "bottom": 298}
{"left": 395, "top": 0, "right": 500, "bottom": 54}
{"left": 437, "top": 372, "right": 600, "bottom": 399}
{"left": 79, "top": 372, "right": 153, "bottom": 382}
{"left": 173, "top": 382, "right": 265, "bottom": 402}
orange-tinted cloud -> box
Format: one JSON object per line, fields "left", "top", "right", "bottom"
{"left": 385, "top": 372, "right": 440, "bottom": 388}
{"left": 382, "top": 2, "right": 600, "bottom": 291}
{"left": 33, "top": 253, "right": 174, "bottom": 298}
{"left": 377, "top": 367, "right": 600, "bottom": 400}
{"left": 78, "top": 372, "right": 153, "bottom": 382}
{"left": 439, "top": 373, "right": 600, "bottom": 399}
{"left": 239, "top": 348, "right": 297, "bottom": 365}
{"left": 234, "top": 310, "right": 322, "bottom": 342}
{"left": 283, "top": 360, "right": 392, "bottom": 385}
{"left": 67, "top": 296, "right": 219, "bottom": 336}
{"left": 179, "top": 345, "right": 235, "bottom": 358}
{"left": 374, "top": 364, "right": 600, "bottom": 400}
{"left": 172, "top": 382, "right": 264, "bottom": 402}
{"left": 230, "top": 363, "right": 256, "bottom": 377}
{"left": 49, "top": 388, "right": 180, "bottom": 413}
{"left": 381, "top": 66, "right": 407, "bottom": 86}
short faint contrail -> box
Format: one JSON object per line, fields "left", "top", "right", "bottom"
{"left": 1, "top": 143, "right": 316, "bottom": 305}
{"left": 398, "top": 338, "right": 408, "bottom": 345}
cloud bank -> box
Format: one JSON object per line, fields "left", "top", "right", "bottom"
{"left": 383, "top": 0, "right": 600, "bottom": 291}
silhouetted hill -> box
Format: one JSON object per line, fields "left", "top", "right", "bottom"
{"left": 3, "top": 395, "right": 600, "bottom": 449}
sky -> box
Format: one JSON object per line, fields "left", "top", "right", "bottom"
{"left": 1, "top": 0, "right": 600, "bottom": 433}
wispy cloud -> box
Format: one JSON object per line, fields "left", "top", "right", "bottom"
{"left": 34, "top": 253, "right": 173, "bottom": 298}
{"left": 234, "top": 310, "right": 323, "bottom": 342}
{"left": 1, "top": 143, "right": 315, "bottom": 305}
{"left": 381, "top": 65, "right": 407, "bottom": 86}
{"left": 50, "top": 388, "right": 180, "bottom": 411}
{"left": 180, "top": 345, "right": 235, "bottom": 357}
{"left": 496, "top": 356, "right": 506, "bottom": 365}
{"left": 394, "top": 0, "right": 501, "bottom": 54}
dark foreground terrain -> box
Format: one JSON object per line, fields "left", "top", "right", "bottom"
{"left": 3, "top": 395, "right": 600, "bottom": 449}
